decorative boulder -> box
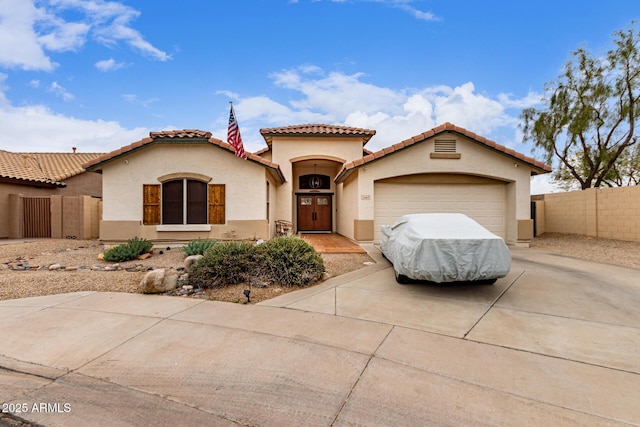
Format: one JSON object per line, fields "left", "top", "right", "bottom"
{"left": 184, "top": 255, "right": 203, "bottom": 273}
{"left": 140, "top": 268, "right": 179, "bottom": 294}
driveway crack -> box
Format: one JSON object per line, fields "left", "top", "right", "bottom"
{"left": 462, "top": 270, "right": 525, "bottom": 338}
{"left": 330, "top": 326, "right": 395, "bottom": 426}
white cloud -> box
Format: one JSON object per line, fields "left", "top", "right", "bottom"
{"left": 531, "top": 174, "right": 563, "bottom": 195}
{"left": 95, "top": 58, "right": 125, "bottom": 71}
{"left": 0, "top": 0, "right": 56, "bottom": 70}
{"left": 219, "top": 67, "right": 540, "bottom": 155}
{"left": 0, "top": 74, "right": 147, "bottom": 152}
{"left": 37, "top": 19, "right": 90, "bottom": 51}
{"left": 390, "top": 1, "right": 440, "bottom": 22}
{"left": 497, "top": 91, "right": 543, "bottom": 109}
{"left": 0, "top": 102, "right": 148, "bottom": 152}
{"left": 121, "top": 93, "right": 158, "bottom": 108}
{"left": 430, "top": 82, "right": 513, "bottom": 134}
{"left": 0, "top": 0, "right": 169, "bottom": 71}
{"left": 320, "top": 0, "right": 440, "bottom": 21}
{"left": 271, "top": 67, "right": 405, "bottom": 120}
{"left": 48, "top": 81, "right": 74, "bottom": 101}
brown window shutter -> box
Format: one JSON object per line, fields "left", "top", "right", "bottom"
{"left": 208, "top": 184, "right": 225, "bottom": 224}
{"left": 143, "top": 184, "right": 161, "bottom": 225}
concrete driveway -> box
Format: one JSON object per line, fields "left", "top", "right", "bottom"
{"left": 0, "top": 245, "right": 638, "bottom": 426}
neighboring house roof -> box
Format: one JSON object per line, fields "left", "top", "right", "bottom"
{"left": 335, "top": 122, "right": 552, "bottom": 183}
{"left": 83, "top": 130, "right": 286, "bottom": 184}
{"left": 259, "top": 124, "right": 376, "bottom": 145}
{"left": 0, "top": 150, "right": 103, "bottom": 188}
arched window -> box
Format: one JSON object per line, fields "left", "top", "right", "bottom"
{"left": 162, "top": 179, "right": 207, "bottom": 224}
{"left": 143, "top": 179, "right": 224, "bottom": 225}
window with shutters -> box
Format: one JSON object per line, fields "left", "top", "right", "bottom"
{"left": 143, "top": 180, "right": 225, "bottom": 225}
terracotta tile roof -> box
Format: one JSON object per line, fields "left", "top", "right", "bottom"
{"left": 0, "top": 150, "right": 103, "bottom": 187}
{"left": 335, "top": 122, "right": 552, "bottom": 183}
{"left": 83, "top": 130, "right": 286, "bottom": 184}
{"left": 260, "top": 124, "right": 376, "bottom": 145}
{"left": 253, "top": 146, "right": 271, "bottom": 156}
{"left": 149, "top": 129, "right": 212, "bottom": 139}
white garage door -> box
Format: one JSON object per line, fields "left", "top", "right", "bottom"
{"left": 374, "top": 182, "right": 506, "bottom": 242}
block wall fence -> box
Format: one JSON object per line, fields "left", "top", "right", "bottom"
{"left": 533, "top": 185, "right": 640, "bottom": 242}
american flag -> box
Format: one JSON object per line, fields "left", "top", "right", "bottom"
{"left": 227, "top": 103, "right": 246, "bottom": 159}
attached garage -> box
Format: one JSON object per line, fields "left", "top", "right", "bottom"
{"left": 373, "top": 174, "right": 507, "bottom": 242}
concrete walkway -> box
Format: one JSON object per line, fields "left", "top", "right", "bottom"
{"left": 1, "top": 245, "right": 639, "bottom": 426}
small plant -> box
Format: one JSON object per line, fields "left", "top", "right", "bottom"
{"left": 103, "top": 236, "right": 153, "bottom": 262}
{"left": 126, "top": 236, "right": 153, "bottom": 256}
{"left": 181, "top": 238, "right": 217, "bottom": 257}
{"left": 189, "top": 241, "right": 257, "bottom": 288}
{"left": 256, "top": 236, "right": 324, "bottom": 287}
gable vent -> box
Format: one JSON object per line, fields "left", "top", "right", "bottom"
{"left": 434, "top": 140, "right": 457, "bottom": 153}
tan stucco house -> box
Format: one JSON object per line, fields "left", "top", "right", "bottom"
{"left": 84, "top": 123, "right": 551, "bottom": 245}
{"left": 0, "top": 150, "right": 103, "bottom": 239}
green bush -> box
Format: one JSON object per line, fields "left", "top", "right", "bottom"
{"left": 181, "top": 238, "right": 217, "bottom": 257}
{"left": 256, "top": 236, "right": 324, "bottom": 287}
{"left": 103, "top": 237, "right": 153, "bottom": 262}
{"left": 189, "top": 241, "right": 257, "bottom": 288}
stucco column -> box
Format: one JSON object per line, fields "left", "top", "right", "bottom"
{"left": 7, "top": 193, "right": 23, "bottom": 239}
{"left": 50, "top": 195, "right": 63, "bottom": 239}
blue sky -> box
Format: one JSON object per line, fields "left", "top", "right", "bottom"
{"left": 0, "top": 0, "right": 638, "bottom": 193}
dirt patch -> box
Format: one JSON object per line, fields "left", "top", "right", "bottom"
{"left": 0, "top": 240, "right": 376, "bottom": 303}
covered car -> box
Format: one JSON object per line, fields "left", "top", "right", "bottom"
{"left": 380, "top": 213, "right": 511, "bottom": 284}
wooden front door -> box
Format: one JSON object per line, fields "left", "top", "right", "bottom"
{"left": 297, "top": 195, "right": 332, "bottom": 232}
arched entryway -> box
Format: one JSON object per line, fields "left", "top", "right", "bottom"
{"left": 292, "top": 158, "right": 343, "bottom": 233}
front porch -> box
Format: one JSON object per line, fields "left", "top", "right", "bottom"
{"left": 300, "top": 233, "right": 366, "bottom": 254}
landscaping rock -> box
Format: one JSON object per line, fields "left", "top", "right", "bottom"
{"left": 48, "top": 264, "right": 62, "bottom": 271}
{"left": 184, "top": 255, "right": 203, "bottom": 273}
{"left": 140, "top": 268, "right": 179, "bottom": 294}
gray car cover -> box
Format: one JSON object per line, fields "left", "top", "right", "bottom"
{"left": 380, "top": 213, "right": 511, "bottom": 282}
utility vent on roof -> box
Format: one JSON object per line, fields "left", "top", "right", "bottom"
{"left": 434, "top": 140, "right": 457, "bottom": 153}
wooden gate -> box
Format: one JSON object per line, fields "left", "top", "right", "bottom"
{"left": 23, "top": 197, "right": 51, "bottom": 238}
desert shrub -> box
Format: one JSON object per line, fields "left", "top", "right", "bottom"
{"left": 189, "top": 241, "right": 257, "bottom": 288}
{"left": 256, "top": 236, "right": 324, "bottom": 287}
{"left": 103, "top": 237, "right": 153, "bottom": 262}
{"left": 181, "top": 238, "right": 217, "bottom": 257}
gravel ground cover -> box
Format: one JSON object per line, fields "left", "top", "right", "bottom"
{"left": 0, "top": 239, "right": 374, "bottom": 303}
{"left": 530, "top": 233, "right": 640, "bottom": 269}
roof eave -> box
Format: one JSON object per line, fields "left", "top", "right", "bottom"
{"left": 0, "top": 175, "right": 65, "bottom": 188}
